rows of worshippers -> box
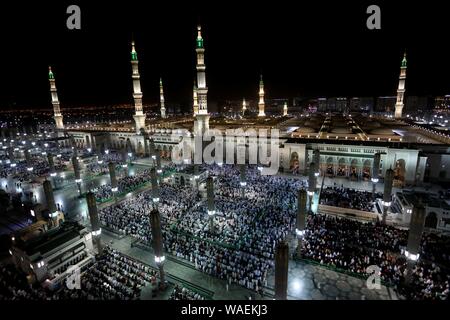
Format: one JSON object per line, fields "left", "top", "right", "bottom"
{"left": 92, "top": 168, "right": 154, "bottom": 201}
{"left": 0, "top": 158, "right": 65, "bottom": 181}
{"left": 98, "top": 164, "right": 305, "bottom": 293}
{"left": 0, "top": 246, "right": 197, "bottom": 300}
{"left": 319, "top": 186, "right": 382, "bottom": 212}
{"left": 301, "top": 214, "right": 450, "bottom": 300}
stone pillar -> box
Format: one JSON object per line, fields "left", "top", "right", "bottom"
{"left": 72, "top": 155, "right": 82, "bottom": 194}
{"left": 372, "top": 153, "right": 381, "bottom": 200}
{"left": 149, "top": 139, "right": 156, "bottom": 162}
{"left": 25, "top": 148, "right": 33, "bottom": 170}
{"left": 156, "top": 152, "right": 162, "bottom": 174}
{"left": 86, "top": 192, "right": 103, "bottom": 254}
{"left": 239, "top": 164, "right": 247, "bottom": 197}
{"left": 405, "top": 203, "right": 426, "bottom": 285}
{"left": 206, "top": 176, "right": 215, "bottom": 232}
{"left": 313, "top": 149, "right": 320, "bottom": 175}
{"left": 296, "top": 189, "right": 307, "bottom": 257}
{"left": 382, "top": 168, "right": 394, "bottom": 224}
{"left": 8, "top": 147, "right": 15, "bottom": 163}
{"left": 43, "top": 180, "right": 57, "bottom": 217}
{"left": 151, "top": 168, "right": 160, "bottom": 204}
{"left": 108, "top": 162, "right": 118, "bottom": 193}
{"left": 150, "top": 209, "right": 166, "bottom": 289}
{"left": 274, "top": 241, "right": 289, "bottom": 300}
{"left": 308, "top": 162, "right": 316, "bottom": 211}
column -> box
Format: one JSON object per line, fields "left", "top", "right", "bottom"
{"left": 274, "top": 241, "right": 289, "bottom": 300}
{"left": 404, "top": 203, "right": 426, "bottom": 285}
{"left": 150, "top": 209, "right": 166, "bottom": 289}
{"left": 43, "top": 179, "right": 57, "bottom": 223}
{"left": 72, "top": 155, "right": 82, "bottom": 194}
{"left": 296, "top": 189, "right": 307, "bottom": 257}
{"left": 108, "top": 162, "right": 118, "bottom": 193}
{"left": 382, "top": 168, "right": 394, "bottom": 224}
{"left": 206, "top": 176, "right": 215, "bottom": 233}
{"left": 86, "top": 192, "right": 103, "bottom": 254}
{"left": 151, "top": 168, "right": 160, "bottom": 205}
{"left": 239, "top": 164, "right": 247, "bottom": 197}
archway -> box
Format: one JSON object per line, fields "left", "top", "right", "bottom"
{"left": 350, "top": 159, "right": 358, "bottom": 180}
{"left": 337, "top": 158, "right": 347, "bottom": 177}
{"left": 424, "top": 212, "right": 438, "bottom": 229}
{"left": 326, "top": 157, "right": 334, "bottom": 176}
{"left": 363, "top": 160, "right": 371, "bottom": 181}
{"left": 393, "top": 159, "right": 406, "bottom": 187}
{"left": 290, "top": 152, "right": 299, "bottom": 172}
{"left": 180, "top": 176, "right": 185, "bottom": 186}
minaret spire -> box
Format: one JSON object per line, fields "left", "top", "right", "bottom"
{"left": 194, "top": 25, "right": 210, "bottom": 135}
{"left": 196, "top": 25, "right": 208, "bottom": 115}
{"left": 48, "top": 66, "right": 64, "bottom": 130}
{"left": 394, "top": 52, "right": 407, "bottom": 119}
{"left": 242, "top": 98, "right": 247, "bottom": 116}
{"left": 193, "top": 81, "right": 199, "bottom": 116}
{"left": 283, "top": 101, "right": 288, "bottom": 116}
{"left": 130, "top": 40, "right": 146, "bottom": 133}
{"left": 258, "top": 74, "right": 266, "bottom": 117}
{"left": 159, "top": 77, "right": 166, "bottom": 118}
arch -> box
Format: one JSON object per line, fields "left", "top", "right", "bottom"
{"left": 424, "top": 212, "right": 438, "bottom": 229}
{"left": 326, "top": 157, "right": 334, "bottom": 176}
{"left": 180, "top": 176, "right": 185, "bottom": 186}
{"left": 337, "top": 158, "right": 347, "bottom": 177}
{"left": 393, "top": 159, "right": 406, "bottom": 187}
{"left": 363, "top": 159, "right": 371, "bottom": 181}
{"left": 290, "top": 152, "right": 299, "bottom": 171}
{"left": 350, "top": 159, "right": 358, "bottom": 179}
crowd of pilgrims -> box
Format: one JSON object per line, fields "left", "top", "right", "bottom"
{"left": 302, "top": 214, "right": 450, "bottom": 300}
{"left": 0, "top": 246, "right": 203, "bottom": 300}
{"left": 99, "top": 164, "right": 304, "bottom": 293}
{"left": 0, "top": 158, "right": 66, "bottom": 181}
{"left": 320, "top": 186, "right": 382, "bottom": 212}
{"left": 92, "top": 168, "right": 154, "bottom": 200}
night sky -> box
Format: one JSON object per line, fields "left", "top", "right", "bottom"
{"left": 0, "top": 1, "right": 449, "bottom": 111}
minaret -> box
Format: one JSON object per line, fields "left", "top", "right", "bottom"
{"left": 258, "top": 74, "right": 266, "bottom": 117}
{"left": 130, "top": 40, "right": 146, "bottom": 133}
{"left": 242, "top": 98, "right": 247, "bottom": 116}
{"left": 48, "top": 67, "right": 64, "bottom": 130}
{"left": 194, "top": 25, "right": 210, "bottom": 134}
{"left": 193, "top": 82, "right": 199, "bottom": 116}
{"left": 394, "top": 53, "right": 407, "bottom": 119}
{"left": 283, "top": 101, "right": 288, "bottom": 116}
{"left": 159, "top": 78, "right": 167, "bottom": 118}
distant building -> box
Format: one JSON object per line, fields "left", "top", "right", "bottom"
{"left": 376, "top": 96, "right": 396, "bottom": 112}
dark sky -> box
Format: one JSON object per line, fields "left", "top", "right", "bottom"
{"left": 0, "top": 1, "right": 449, "bottom": 110}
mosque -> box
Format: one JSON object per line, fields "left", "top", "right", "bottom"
{"left": 44, "top": 25, "right": 449, "bottom": 191}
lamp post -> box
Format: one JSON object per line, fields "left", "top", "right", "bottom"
{"left": 371, "top": 153, "right": 381, "bottom": 200}
{"left": 239, "top": 164, "right": 247, "bottom": 197}
{"left": 86, "top": 192, "right": 103, "bottom": 254}
{"left": 206, "top": 176, "right": 215, "bottom": 233}
{"left": 150, "top": 209, "right": 166, "bottom": 290}
{"left": 308, "top": 162, "right": 316, "bottom": 212}
{"left": 296, "top": 189, "right": 307, "bottom": 257}
{"left": 274, "top": 241, "right": 289, "bottom": 300}
{"left": 382, "top": 168, "right": 394, "bottom": 224}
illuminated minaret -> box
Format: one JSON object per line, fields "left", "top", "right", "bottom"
{"left": 394, "top": 53, "right": 407, "bottom": 119}
{"left": 194, "top": 25, "right": 210, "bottom": 134}
{"left": 193, "top": 82, "right": 199, "bottom": 116}
{"left": 258, "top": 75, "right": 266, "bottom": 117}
{"left": 283, "top": 102, "right": 288, "bottom": 116}
{"left": 48, "top": 67, "right": 64, "bottom": 130}
{"left": 130, "top": 40, "right": 146, "bottom": 133}
{"left": 242, "top": 98, "right": 247, "bottom": 116}
{"left": 159, "top": 78, "right": 166, "bottom": 118}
